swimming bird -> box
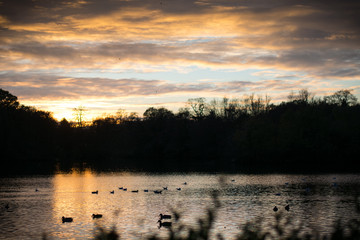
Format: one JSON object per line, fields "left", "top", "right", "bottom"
{"left": 144, "top": 189, "right": 149, "bottom": 192}
{"left": 176, "top": 188, "right": 181, "bottom": 191}
{"left": 183, "top": 182, "right": 187, "bottom": 185}
{"left": 131, "top": 190, "right": 139, "bottom": 193}
{"left": 285, "top": 205, "right": 290, "bottom": 211}
{"left": 154, "top": 190, "right": 162, "bottom": 194}
{"left": 62, "top": 216, "right": 73, "bottom": 223}
{"left": 92, "top": 214, "right": 103, "bottom": 219}
{"left": 123, "top": 188, "right": 127, "bottom": 191}
{"left": 35, "top": 189, "right": 39, "bottom": 192}
{"left": 92, "top": 190, "right": 98, "bottom": 194}
{"left": 159, "top": 213, "right": 172, "bottom": 220}
{"left": 163, "top": 187, "right": 168, "bottom": 190}
{"left": 110, "top": 190, "right": 114, "bottom": 194}
{"left": 119, "top": 187, "right": 123, "bottom": 190}
{"left": 158, "top": 220, "right": 172, "bottom": 228}
{"left": 5, "top": 203, "right": 9, "bottom": 209}
{"left": 273, "top": 206, "right": 278, "bottom": 212}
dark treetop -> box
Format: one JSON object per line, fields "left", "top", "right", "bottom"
{"left": 1, "top": 88, "right": 359, "bottom": 175}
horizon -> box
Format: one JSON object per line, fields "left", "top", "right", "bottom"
{"left": 1, "top": 0, "right": 359, "bottom": 121}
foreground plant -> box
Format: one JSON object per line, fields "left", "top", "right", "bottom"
{"left": 91, "top": 196, "right": 360, "bottom": 240}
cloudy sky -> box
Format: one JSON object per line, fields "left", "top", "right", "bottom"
{"left": 1, "top": 0, "right": 359, "bottom": 120}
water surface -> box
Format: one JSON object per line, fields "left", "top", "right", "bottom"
{"left": 0, "top": 173, "right": 359, "bottom": 239}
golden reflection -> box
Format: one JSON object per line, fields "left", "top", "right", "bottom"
{"left": 52, "top": 168, "right": 97, "bottom": 217}
{"left": 51, "top": 170, "right": 154, "bottom": 238}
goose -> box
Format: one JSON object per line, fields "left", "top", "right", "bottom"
{"left": 110, "top": 190, "right": 114, "bottom": 194}
{"left": 62, "top": 216, "right": 73, "bottom": 223}
{"left": 158, "top": 220, "right": 172, "bottom": 228}
{"left": 159, "top": 213, "right": 171, "bottom": 220}
{"left": 285, "top": 205, "right": 290, "bottom": 211}
{"left": 92, "top": 190, "right": 98, "bottom": 194}
{"left": 92, "top": 214, "right": 103, "bottom": 219}
{"left": 273, "top": 206, "right": 278, "bottom": 212}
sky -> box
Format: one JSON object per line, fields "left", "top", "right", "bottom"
{"left": 1, "top": 0, "right": 359, "bottom": 121}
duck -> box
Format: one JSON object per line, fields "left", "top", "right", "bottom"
{"left": 92, "top": 190, "right": 98, "bottom": 194}
{"left": 62, "top": 216, "right": 73, "bottom": 223}
{"left": 183, "top": 182, "right": 187, "bottom": 185}
{"left": 123, "top": 188, "right": 127, "bottom": 191}
{"left": 158, "top": 220, "right": 172, "bottom": 228}
{"left": 92, "top": 214, "right": 103, "bottom": 219}
{"left": 176, "top": 188, "right": 181, "bottom": 191}
{"left": 273, "top": 206, "right": 278, "bottom": 212}
{"left": 285, "top": 205, "right": 290, "bottom": 211}
{"left": 119, "top": 187, "right": 123, "bottom": 190}
{"left": 5, "top": 203, "right": 9, "bottom": 209}
{"left": 144, "top": 189, "right": 149, "bottom": 192}
{"left": 163, "top": 187, "right": 168, "bottom": 190}
{"left": 131, "top": 190, "right": 139, "bottom": 193}
{"left": 154, "top": 190, "right": 162, "bottom": 194}
{"left": 110, "top": 190, "right": 114, "bottom": 194}
{"left": 159, "top": 213, "right": 172, "bottom": 220}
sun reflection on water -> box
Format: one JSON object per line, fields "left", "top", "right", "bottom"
{"left": 51, "top": 170, "right": 167, "bottom": 239}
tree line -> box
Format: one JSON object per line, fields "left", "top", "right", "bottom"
{"left": 1, "top": 88, "right": 359, "bottom": 175}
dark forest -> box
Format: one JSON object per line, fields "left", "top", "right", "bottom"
{"left": 1, "top": 88, "right": 359, "bottom": 175}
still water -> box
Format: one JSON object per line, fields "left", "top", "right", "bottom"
{"left": 0, "top": 172, "right": 359, "bottom": 239}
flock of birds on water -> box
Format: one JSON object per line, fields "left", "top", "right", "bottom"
{"left": 61, "top": 213, "right": 172, "bottom": 228}
{"left": 61, "top": 182, "right": 188, "bottom": 226}
{"left": 3, "top": 177, "right": 340, "bottom": 228}
{"left": 60, "top": 179, "right": 293, "bottom": 226}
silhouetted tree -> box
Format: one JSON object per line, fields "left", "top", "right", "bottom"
{"left": 287, "top": 89, "right": 314, "bottom": 104}
{"left": 0, "top": 88, "right": 19, "bottom": 108}
{"left": 243, "top": 94, "right": 271, "bottom": 115}
{"left": 73, "top": 105, "right": 87, "bottom": 127}
{"left": 1, "top": 88, "right": 360, "bottom": 174}
{"left": 324, "top": 89, "right": 358, "bottom": 106}
{"left": 143, "top": 107, "right": 174, "bottom": 120}
{"left": 176, "top": 107, "right": 191, "bottom": 120}
{"left": 59, "top": 118, "right": 72, "bottom": 128}
{"left": 187, "top": 97, "right": 207, "bottom": 120}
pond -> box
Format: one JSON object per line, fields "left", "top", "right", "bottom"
{"left": 0, "top": 172, "right": 359, "bottom": 239}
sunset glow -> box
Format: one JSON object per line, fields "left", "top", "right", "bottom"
{"left": 1, "top": 0, "right": 359, "bottom": 121}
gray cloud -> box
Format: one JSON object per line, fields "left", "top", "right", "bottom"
{"left": 0, "top": 0, "right": 359, "bottom": 108}
{"left": 0, "top": 72, "right": 314, "bottom": 101}
{"left": 1, "top": 38, "right": 359, "bottom": 79}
